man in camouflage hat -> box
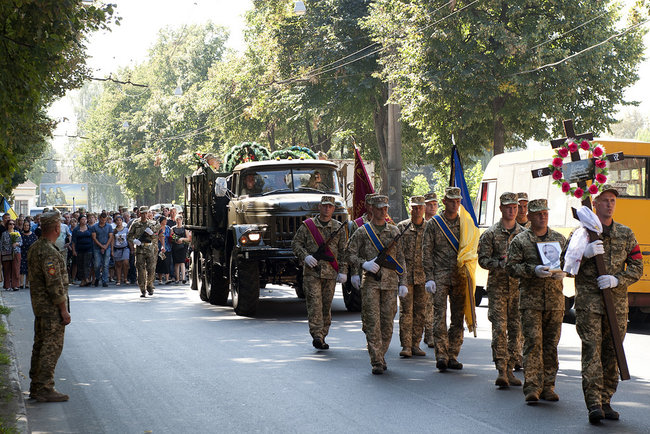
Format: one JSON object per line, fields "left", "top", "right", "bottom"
{"left": 516, "top": 192, "right": 531, "bottom": 229}
{"left": 478, "top": 192, "right": 524, "bottom": 388}
{"left": 423, "top": 186, "right": 469, "bottom": 371}
{"left": 423, "top": 192, "right": 439, "bottom": 346}
{"left": 506, "top": 198, "right": 566, "bottom": 403}
{"left": 348, "top": 193, "right": 379, "bottom": 290}
{"left": 127, "top": 206, "right": 161, "bottom": 297}
{"left": 27, "top": 211, "right": 71, "bottom": 402}
{"left": 565, "top": 185, "right": 642, "bottom": 424}
{"left": 424, "top": 193, "right": 439, "bottom": 221}
{"left": 397, "top": 196, "right": 428, "bottom": 357}
{"left": 347, "top": 195, "right": 407, "bottom": 374}
{"left": 292, "top": 196, "right": 348, "bottom": 350}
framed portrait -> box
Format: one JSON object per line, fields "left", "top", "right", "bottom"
{"left": 537, "top": 241, "right": 562, "bottom": 271}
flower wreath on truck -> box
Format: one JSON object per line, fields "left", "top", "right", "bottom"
{"left": 550, "top": 139, "right": 608, "bottom": 200}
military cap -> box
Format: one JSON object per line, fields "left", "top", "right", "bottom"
{"left": 139, "top": 206, "right": 149, "bottom": 212}
{"left": 444, "top": 187, "right": 462, "bottom": 200}
{"left": 364, "top": 193, "right": 378, "bottom": 203}
{"left": 500, "top": 192, "right": 518, "bottom": 205}
{"left": 43, "top": 207, "right": 50, "bottom": 212}
{"left": 595, "top": 184, "right": 620, "bottom": 198}
{"left": 320, "top": 195, "right": 336, "bottom": 206}
{"left": 517, "top": 192, "right": 529, "bottom": 202}
{"left": 368, "top": 195, "right": 390, "bottom": 208}
{"left": 528, "top": 198, "right": 549, "bottom": 213}
{"left": 40, "top": 210, "right": 61, "bottom": 227}
{"left": 410, "top": 195, "right": 426, "bottom": 206}
{"left": 424, "top": 192, "right": 438, "bottom": 203}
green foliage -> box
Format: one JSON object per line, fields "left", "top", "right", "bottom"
{"left": 0, "top": 0, "right": 117, "bottom": 196}
{"left": 223, "top": 142, "right": 272, "bottom": 172}
{"left": 402, "top": 174, "right": 430, "bottom": 209}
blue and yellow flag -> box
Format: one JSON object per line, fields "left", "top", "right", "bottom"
{"left": 2, "top": 197, "right": 18, "bottom": 220}
{"left": 451, "top": 146, "right": 480, "bottom": 336}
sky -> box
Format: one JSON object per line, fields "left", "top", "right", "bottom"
{"left": 50, "top": 0, "right": 650, "bottom": 148}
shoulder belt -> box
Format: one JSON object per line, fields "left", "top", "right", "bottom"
{"left": 303, "top": 218, "right": 339, "bottom": 272}
{"left": 432, "top": 214, "right": 459, "bottom": 252}
{"left": 362, "top": 223, "right": 404, "bottom": 274}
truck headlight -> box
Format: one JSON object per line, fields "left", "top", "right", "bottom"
{"left": 240, "top": 231, "right": 262, "bottom": 245}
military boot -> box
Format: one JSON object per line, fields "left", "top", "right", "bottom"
{"left": 507, "top": 370, "right": 522, "bottom": 386}
{"left": 588, "top": 406, "right": 604, "bottom": 424}
{"left": 34, "top": 389, "right": 69, "bottom": 403}
{"left": 525, "top": 391, "right": 539, "bottom": 403}
{"left": 312, "top": 338, "right": 323, "bottom": 349}
{"left": 602, "top": 403, "right": 620, "bottom": 420}
{"left": 411, "top": 346, "right": 426, "bottom": 356}
{"left": 400, "top": 347, "right": 412, "bottom": 357}
{"left": 372, "top": 365, "right": 384, "bottom": 375}
{"left": 540, "top": 387, "right": 559, "bottom": 401}
{"left": 495, "top": 368, "right": 509, "bottom": 388}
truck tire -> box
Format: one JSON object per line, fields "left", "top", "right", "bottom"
{"left": 207, "top": 265, "right": 229, "bottom": 306}
{"left": 198, "top": 251, "right": 209, "bottom": 302}
{"left": 230, "top": 255, "right": 260, "bottom": 316}
{"left": 190, "top": 250, "right": 199, "bottom": 291}
{"left": 342, "top": 278, "right": 362, "bottom": 312}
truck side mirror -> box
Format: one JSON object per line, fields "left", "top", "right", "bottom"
{"left": 214, "top": 177, "right": 229, "bottom": 197}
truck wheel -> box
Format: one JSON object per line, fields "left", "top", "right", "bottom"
{"left": 198, "top": 251, "right": 209, "bottom": 302}
{"left": 342, "top": 278, "right": 362, "bottom": 312}
{"left": 207, "top": 264, "right": 229, "bottom": 306}
{"left": 230, "top": 255, "right": 260, "bottom": 316}
{"left": 190, "top": 250, "right": 199, "bottom": 291}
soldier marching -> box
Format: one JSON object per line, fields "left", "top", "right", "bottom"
{"left": 127, "top": 206, "right": 161, "bottom": 297}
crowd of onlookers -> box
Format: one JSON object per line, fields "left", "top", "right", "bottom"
{"left": 0, "top": 206, "right": 191, "bottom": 291}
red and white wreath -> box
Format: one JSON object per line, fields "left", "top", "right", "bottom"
{"left": 549, "top": 139, "right": 608, "bottom": 200}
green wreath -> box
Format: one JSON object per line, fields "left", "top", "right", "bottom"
{"left": 269, "top": 146, "right": 317, "bottom": 161}
{"left": 223, "top": 142, "right": 271, "bottom": 172}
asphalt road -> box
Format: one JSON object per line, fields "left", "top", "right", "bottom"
{"left": 3, "top": 282, "right": 650, "bottom": 433}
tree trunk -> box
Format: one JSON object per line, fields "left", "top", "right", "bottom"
{"left": 373, "top": 86, "right": 389, "bottom": 194}
{"left": 492, "top": 97, "right": 506, "bottom": 155}
{"left": 305, "top": 118, "right": 314, "bottom": 149}
{"left": 267, "top": 122, "right": 276, "bottom": 151}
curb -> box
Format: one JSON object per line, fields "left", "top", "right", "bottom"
{"left": 0, "top": 292, "right": 28, "bottom": 433}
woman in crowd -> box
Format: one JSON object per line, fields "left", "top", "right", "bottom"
{"left": 111, "top": 214, "right": 130, "bottom": 286}
{"left": 72, "top": 215, "right": 94, "bottom": 287}
{"left": 171, "top": 215, "right": 191, "bottom": 284}
{"left": 156, "top": 216, "right": 172, "bottom": 285}
{"left": 68, "top": 218, "right": 78, "bottom": 283}
{"left": 19, "top": 220, "right": 38, "bottom": 289}
{"left": 1, "top": 220, "right": 22, "bottom": 291}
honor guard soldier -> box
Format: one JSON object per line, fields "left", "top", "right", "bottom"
{"left": 27, "top": 210, "right": 71, "bottom": 402}
{"left": 127, "top": 206, "right": 161, "bottom": 297}
{"left": 424, "top": 192, "right": 439, "bottom": 221}
{"left": 348, "top": 193, "right": 378, "bottom": 291}
{"left": 423, "top": 192, "right": 439, "bottom": 347}
{"left": 347, "top": 195, "right": 407, "bottom": 374}
{"left": 397, "top": 196, "right": 428, "bottom": 358}
{"left": 506, "top": 199, "right": 566, "bottom": 403}
{"left": 565, "top": 186, "right": 643, "bottom": 423}
{"left": 478, "top": 192, "right": 524, "bottom": 387}
{"left": 292, "top": 196, "right": 348, "bottom": 350}
{"left": 516, "top": 192, "right": 531, "bottom": 229}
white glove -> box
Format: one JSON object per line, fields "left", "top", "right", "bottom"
{"left": 597, "top": 275, "right": 619, "bottom": 289}
{"left": 398, "top": 285, "right": 408, "bottom": 297}
{"left": 425, "top": 280, "right": 436, "bottom": 294}
{"left": 304, "top": 255, "right": 318, "bottom": 268}
{"left": 535, "top": 265, "right": 552, "bottom": 278}
{"left": 351, "top": 275, "right": 361, "bottom": 289}
{"left": 552, "top": 271, "right": 566, "bottom": 281}
{"left": 584, "top": 240, "right": 604, "bottom": 258}
{"left": 362, "top": 258, "right": 380, "bottom": 274}
{"left": 144, "top": 227, "right": 154, "bottom": 235}
{"left": 133, "top": 239, "right": 142, "bottom": 246}
{"left": 336, "top": 273, "right": 347, "bottom": 284}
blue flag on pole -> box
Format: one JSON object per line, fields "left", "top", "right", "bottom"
{"left": 452, "top": 146, "right": 478, "bottom": 228}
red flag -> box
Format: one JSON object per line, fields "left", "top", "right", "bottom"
{"left": 352, "top": 147, "right": 375, "bottom": 219}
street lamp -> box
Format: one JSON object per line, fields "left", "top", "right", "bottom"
{"left": 293, "top": 0, "right": 306, "bottom": 16}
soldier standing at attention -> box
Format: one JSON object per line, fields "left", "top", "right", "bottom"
{"left": 423, "top": 187, "right": 467, "bottom": 371}
{"left": 506, "top": 199, "right": 566, "bottom": 403}
{"left": 28, "top": 210, "right": 71, "bottom": 402}
{"left": 292, "top": 196, "right": 348, "bottom": 350}
{"left": 516, "top": 192, "right": 531, "bottom": 229}
{"left": 347, "top": 195, "right": 407, "bottom": 375}
{"left": 127, "top": 206, "right": 160, "bottom": 297}
{"left": 478, "top": 192, "right": 524, "bottom": 388}
{"left": 397, "top": 196, "right": 428, "bottom": 358}
{"left": 567, "top": 186, "right": 643, "bottom": 424}
{"left": 424, "top": 193, "right": 439, "bottom": 221}
{"left": 348, "top": 193, "right": 378, "bottom": 291}
{"left": 423, "top": 192, "right": 439, "bottom": 348}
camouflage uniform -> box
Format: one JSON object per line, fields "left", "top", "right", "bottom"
{"left": 422, "top": 203, "right": 464, "bottom": 365}
{"left": 506, "top": 203, "right": 566, "bottom": 399}
{"left": 570, "top": 220, "right": 642, "bottom": 410}
{"left": 127, "top": 212, "right": 161, "bottom": 296}
{"left": 347, "top": 197, "right": 406, "bottom": 370}
{"left": 397, "top": 211, "right": 427, "bottom": 352}
{"left": 479, "top": 218, "right": 524, "bottom": 375}
{"left": 27, "top": 220, "right": 69, "bottom": 398}
{"left": 292, "top": 204, "right": 348, "bottom": 344}
{"left": 423, "top": 192, "right": 439, "bottom": 347}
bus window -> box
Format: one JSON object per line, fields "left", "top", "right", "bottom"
{"left": 478, "top": 180, "right": 496, "bottom": 227}
{"left": 607, "top": 157, "right": 647, "bottom": 198}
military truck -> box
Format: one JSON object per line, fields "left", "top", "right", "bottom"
{"left": 185, "top": 159, "right": 360, "bottom": 316}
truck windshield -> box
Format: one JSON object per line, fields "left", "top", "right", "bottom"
{"left": 240, "top": 167, "right": 340, "bottom": 196}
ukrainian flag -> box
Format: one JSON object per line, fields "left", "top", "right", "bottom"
{"left": 451, "top": 146, "right": 480, "bottom": 336}
{"left": 1, "top": 197, "right": 18, "bottom": 220}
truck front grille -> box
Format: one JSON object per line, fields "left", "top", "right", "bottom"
{"left": 271, "top": 214, "right": 347, "bottom": 247}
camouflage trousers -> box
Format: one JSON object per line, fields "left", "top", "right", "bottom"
{"left": 361, "top": 283, "right": 397, "bottom": 367}
{"left": 575, "top": 309, "right": 627, "bottom": 409}
{"left": 135, "top": 246, "right": 157, "bottom": 294}
{"left": 30, "top": 316, "right": 65, "bottom": 394}
{"left": 520, "top": 309, "right": 563, "bottom": 396}
{"left": 303, "top": 275, "right": 336, "bottom": 340}
{"left": 488, "top": 288, "right": 521, "bottom": 370}
{"left": 399, "top": 283, "right": 426, "bottom": 349}
{"left": 432, "top": 282, "right": 466, "bottom": 362}
{"left": 424, "top": 295, "right": 434, "bottom": 345}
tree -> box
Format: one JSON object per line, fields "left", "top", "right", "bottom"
{"left": 366, "top": 0, "right": 647, "bottom": 161}
{"left": 0, "top": 0, "right": 117, "bottom": 196}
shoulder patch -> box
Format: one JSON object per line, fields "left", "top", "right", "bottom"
{"left": 46, "top": 261, "right": 56, "bottom": 276}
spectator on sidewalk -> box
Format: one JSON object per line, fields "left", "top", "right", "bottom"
{"left": 20, "top": 220, "right": 38, "bottom": 289}
{"left": 1, "top": 220, "right": 22, "bottom": 291}
{"left": 171, "top": 216, "right": 191, "bottom": 284}
{"left": 72, "top": 215, "right": 93, "bottom": 287}
{"left": 91, "top": 212, "right": 113, "bottom": 287}
{"left": 111, "top": 214, "right": 130, "bottom": 286}
{"left": 155, "top": 216, "right": 172, "bottom": 285}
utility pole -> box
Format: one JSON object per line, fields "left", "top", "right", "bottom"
{"left": 386, "top": 81, "right": 403, "bottom": 222}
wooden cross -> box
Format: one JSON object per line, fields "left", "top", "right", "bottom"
{"left": 551, "top": 119, "right": 630, "bottom": 381}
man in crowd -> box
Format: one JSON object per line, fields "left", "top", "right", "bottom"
{"left": 568, "top": 186, "right": 643, "bottom": 423}
{"left": 292, "top": 196, "right": 348, "bottom": 350}
{"left": 128, "top": 206, "right": 160, "bottom": 297}
{"left": 91, "top": 212, "right": 113, "bottom": 287}
{"left": 506, "top": 199, "right": 566, "bottom": 403}
{"left": 397, "top": 196, "right": 427, "bottom": 358}
{"left": 27, "top": 210, "right": 71, "bottom": 402}
{"left": 516, "top": 192, "right": 531, "bottom": 228}
{"left": 423, "top": 192, "right": 439, "bottom": 347}
{"left": 347, "top": 195, "right": 407, "bottom": 374}
{"left": 478, "top": 192, "right": 524, "bottom": 388}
